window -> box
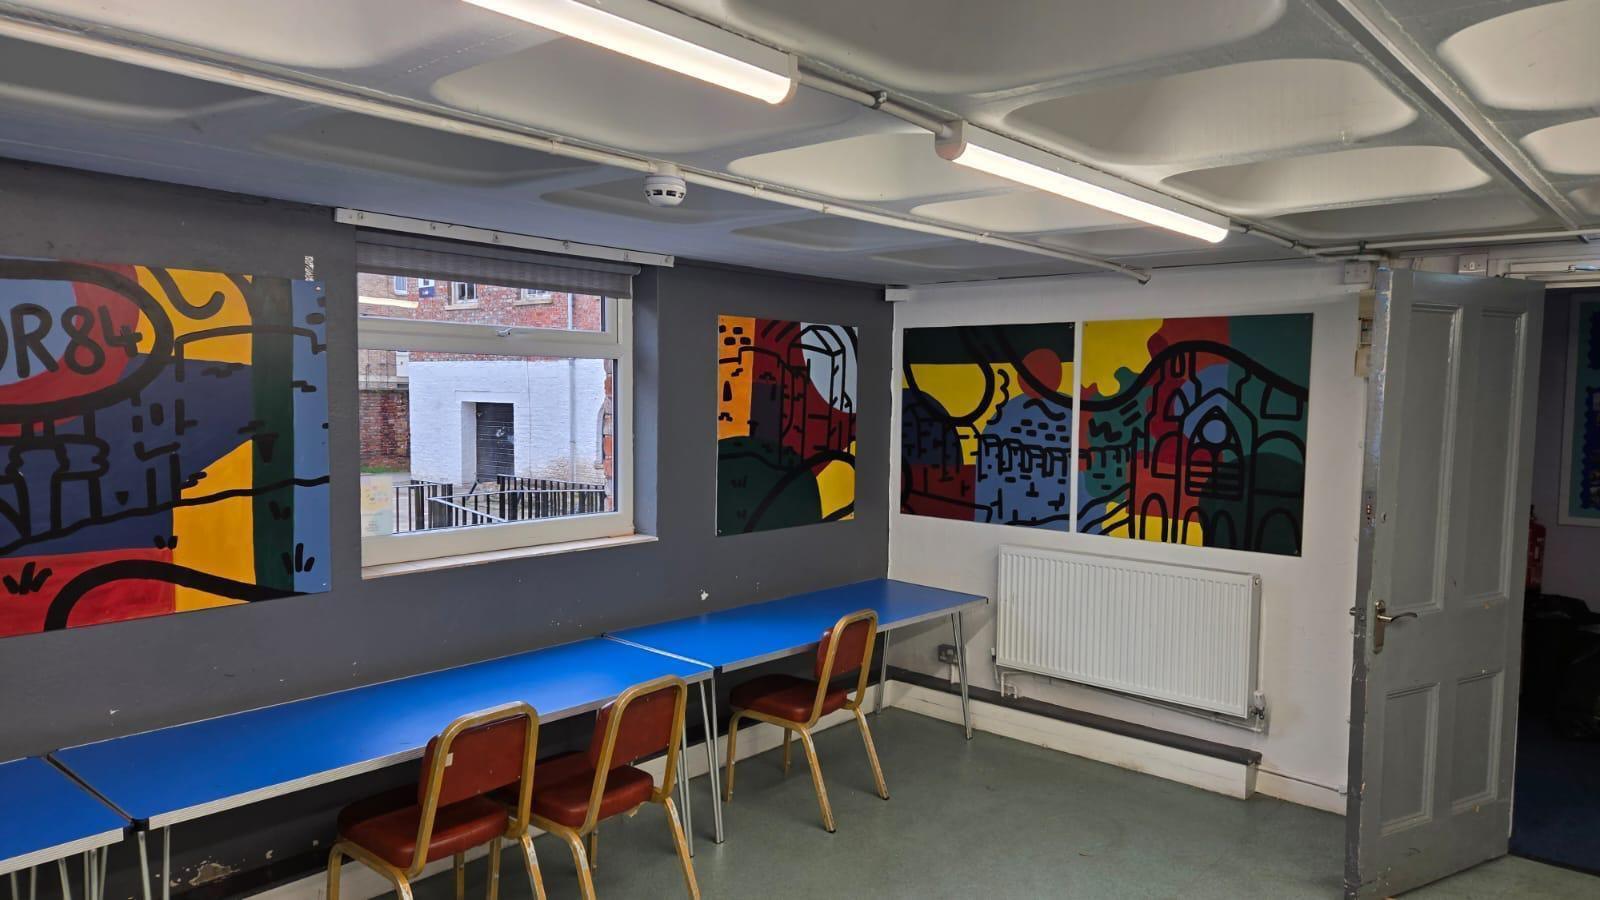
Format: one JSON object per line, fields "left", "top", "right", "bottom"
{"left": 391, "top": 275, "right": 408, "bottom": 295}
{"left": 357, "top": 268, "right": 632, "bottom": 570}
{"left": 447, "top": 281, "right": 478, "bottom": 307}
{"left": 519, "top": 288, "right": 559, "bottom": 305}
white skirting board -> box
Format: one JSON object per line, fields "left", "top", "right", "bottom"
{"left": 250, "top": 681, "right": 1341, "bottom": 899}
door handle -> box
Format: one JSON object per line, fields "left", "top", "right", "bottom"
{"left": 1371, "top": 600, "right": 1416, "bottom": 654}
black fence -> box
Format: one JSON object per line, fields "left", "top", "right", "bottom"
{"left": 391, "top": 476, "right": 609, "bottom": 534}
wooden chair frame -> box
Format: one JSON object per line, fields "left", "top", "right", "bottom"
{"left": 723, "top": 609, "right": 888, "bottom": 832}
{"left": 529, "top": 675, "right": 699, "bottom": 900}
{"left": 327, "top": 702, "right": 546, "bottom": 900}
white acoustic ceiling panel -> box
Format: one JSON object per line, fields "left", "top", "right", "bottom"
{"left": 432, "top": 40, "right": 858, "bottom": 155}
{"left": 262, "top": 113, "right": 593, "bottom": 186}
{"left": 1269, "top": 194, "right": 1543, "bottom": 240}
{"left": 541, "top": 177, "right": 782, "bottom": 225}
{"left": 675, "top": 0, "right": 1287, "bottom": 94}
{"left": 1166, "top": 146, "right": 1489, "bottom": 215}
{"left": 19, "top": 0, "right": 477, "bottom": 70}
{"left": 910, "top": 192, "right": 1132, "bottom": 234}
{"left": 1436, "top": 0, "right": 1600, "bottom": 111}
{"left": 1005, "top": 58, "right": 1417, "bottom": 166}
{"left": 1521, "top": 119, "right": 1600, "bottom": 176}
{"left": 0, "top": 37, "right": 261, "bottom": 124}
{"left": 727, "top": 132, "right": 1004, "bottom": 202}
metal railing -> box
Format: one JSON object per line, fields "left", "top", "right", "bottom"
{"left": 392, "top": 476, "right": 608, "bottom": 534}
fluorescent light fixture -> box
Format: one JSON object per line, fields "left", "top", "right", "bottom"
{"left": 935, "top": 122, "right": 1231, "bottom": 243}
{"left": 462, "top": 0, "right": 797, "bottom": 104}
{"left": 359, "top": 295, "right": 420, "bottom": 309}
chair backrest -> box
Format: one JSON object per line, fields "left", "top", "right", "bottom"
{"left": 578, "top": 676, "right": 687, "bottom": 831}
{"left": 815, "top": 609, "right": 877, "bottom": 682}
{"left": 590, "top": 683, "right": 679, "bottom": 769}
{"left": 411, "top": 702, "right": 539, "bottom": 874}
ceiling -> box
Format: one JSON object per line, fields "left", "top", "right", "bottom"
{"left": 0, "top": 0, "right": 1594, "bottom": 285}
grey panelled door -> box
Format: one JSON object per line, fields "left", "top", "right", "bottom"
{"left": 1345, "top": 270, "right": 1543, "bottom": 897}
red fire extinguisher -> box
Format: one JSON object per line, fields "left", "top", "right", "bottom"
{"left": 1527, "top": 506, "right": 1546, "bottom": 595}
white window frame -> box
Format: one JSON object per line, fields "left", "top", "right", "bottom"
{"left": 519, "top": 287, "right": 558, "bottom": 304}
{"left": 391, "top": 275, "right": 408, "bottom": 295}
{"left": 446, "top": 281, "right": 479, "bottom": 308}
{"left": 359, "top": 297, "right": 634, "bottom": 567}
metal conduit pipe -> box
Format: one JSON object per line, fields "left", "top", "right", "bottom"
{"left": 0, "top": 11, "right": 1149, "bottom": 282}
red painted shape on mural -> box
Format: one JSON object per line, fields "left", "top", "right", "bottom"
{"left": 0, "top": 547, "right": 174, "bottom": 637}
{"left": 0, "top": 264, "right": 146, "bottom": 437}
{"left": 902, "top": 462, "right": 980, "bottom": 520}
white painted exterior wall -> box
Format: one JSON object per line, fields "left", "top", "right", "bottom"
{"left": 887, "top": 260, "right": 1366, "bottom": 812}
{"left": 407, "top": 358, "right": 607, "bottom": 485}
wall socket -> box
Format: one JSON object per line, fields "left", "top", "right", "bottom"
{"left": 936, "top": 644, "right": 960, "bottom": 664}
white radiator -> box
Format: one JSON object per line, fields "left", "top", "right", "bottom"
{"left": 996, "top": 546, "right": 1262, "bottom": 719}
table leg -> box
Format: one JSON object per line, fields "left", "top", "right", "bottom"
{"left": 161, "top": 828, "right": 170, "bottom": 900}
{"left": 136, "top": 832, "right": 151, "bottom": 900}
{"left": 876, "top": 632, "right": 890, "bottom": 716}
{"left": 83, "top": 852, "right": 93, "bottom": 900}
{"left": 55, "top": 860, "right": 71, "bottom": 900}
{"left": 697, "top": 678, "right": 725, "bottom": 844}
{"left": 677, "top": 733, "right": 693, "bottom": 857}
{"left": 9, "top": 869, "right": 18, "bottom": 900}
{"left": 98, "top": 846, "right": 108, "bottom": 900}
{"left": 953, "top": 612, "right": 972, "bottom": 740}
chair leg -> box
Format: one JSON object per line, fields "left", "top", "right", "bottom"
{"left": 661, "top": 797, "right": 701, "bottom": 900}
{"left": 453, "top": 852, "right": 465, "bottom": 900}
{"left": 518, "top": 833, "right": 547, "bottom": 900}
{"left": 587, "top": 829, "right": 598, "bottom": 871}
{"left": 723, "top": 712, "right": 744, "bottom": 801}
{"left": 796, "top": 728, "right": 836, "bottom": 833}
{"left": 486, "top": 837, "right": 502, "bottom": 900}
{"left": 781, "top": 728, "right": 792, "bottom": 775}
{"left": 325, "top": 846, "right": 344, "bottom": 900}
{"left": 392, "top": 873, "right": 415, "bottom": 900}
{"left": 559, "top": 830, "right": 596, "bottom": 900}
{"left": 854, "top": 707, "right": 890, "bottom": 800}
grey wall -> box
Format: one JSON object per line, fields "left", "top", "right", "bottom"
{"left": 0, "top": 159, "right": 890, "bottom": 894}
{"left": 1532, "top": 288, "right": 1599, "bottom": 610}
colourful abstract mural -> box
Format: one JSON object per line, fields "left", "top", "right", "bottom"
{"left": 717, "top": 316, "right": 857, "bottom": 535}
{"left": 1076, "top": 315, "right": 1312, "bottom": 555}
{"left": 1562, "top": 297, "right": 1600, "bottom": 526}
{"left": 901, "top": 323, "right": 1076, "bottom": 529}
{"left": 0, "top": 259, "right": 330, "bottom": 638}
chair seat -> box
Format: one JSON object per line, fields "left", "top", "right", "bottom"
{"left": 337, "top": 786, "right": 509, "bottom": 869}
{"left": 527, "top": 751, "right": 655, "bottom": 828}
{"left": 729, "top": 673, "right": 849, "bottom": 724}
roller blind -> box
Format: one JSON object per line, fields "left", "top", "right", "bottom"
{"left": 356, "top": 230, "right": 639, "bottom": 298}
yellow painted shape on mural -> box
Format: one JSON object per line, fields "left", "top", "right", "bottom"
{"left": 815, "top": 441, "right": 856, "bottom": 521}
{"left": 172, "top": 440, "right": 255, "bottom": 612}
{"left": 909, "top": 361, "right": 1074, "bottom": 463}
{"left": 1099, "top": 505, "right": 1205, "bottom": 547}
{"left": 718, "top": 315, "right": 756, "bottom": 441}
{"left": 136, "top": 267, "right": 254, "bottom": 364}
{"left": 1080, "top": 319, "right": 1163, "bottom": 396}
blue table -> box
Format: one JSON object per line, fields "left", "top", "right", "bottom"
{"left": 610, "top": 578, "right": 987, "bottom": 842}
{"left": 1, "top": 757, "right": 126, "bottom": 899}
{"left": 52, "top": 638, "right": 710, "bottom": 900}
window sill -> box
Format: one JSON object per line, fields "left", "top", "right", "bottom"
{"left": 361, "top": 533, "right": 656, "bottom": 580}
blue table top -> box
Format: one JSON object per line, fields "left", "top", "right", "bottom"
{"left": 0, "top": 757, "right": 126, "bottom": 875}
{"left": 610, "top": 578, "right": 986, "bottom": 671}
{"left": 51, "top": 638, "right": 706, "bottom": 828}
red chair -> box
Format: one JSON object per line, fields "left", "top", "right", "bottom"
{"left": 527, "top": 675, "right": 698, "bottom": 899}
{"left": 327, "top": 703, "right": 545, "bottom": 900}
{"left": 723, "top": 609, "right": 887, "bottom": 832}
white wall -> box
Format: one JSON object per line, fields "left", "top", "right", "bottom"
{"left": 408, "top": 359, "right": 607, "bottom": 484}
{"left": 887, "top": 260, "right": 1366, "bottom": 809}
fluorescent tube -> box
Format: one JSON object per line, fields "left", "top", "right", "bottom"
{"left": 463, "top": 0, "right": 797, "bottom": 104}
{"left": 936, "top": 123, "right": 1231, "bottom": 243}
